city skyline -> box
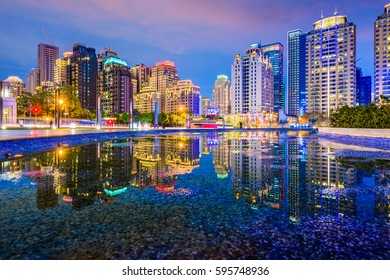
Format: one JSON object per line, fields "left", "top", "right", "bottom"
{"left": 0, "top": 0, "right": 386, "bottom": 98}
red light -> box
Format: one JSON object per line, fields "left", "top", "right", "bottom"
{"left": 31, "top": 105, "right": 41, "bottom": 115}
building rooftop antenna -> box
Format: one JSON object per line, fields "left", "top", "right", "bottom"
{"left": 40, "top": 27, "right": 54, "bottom": 45}
{"left": 334, "top": 6, "right": 338, "bottom": 15}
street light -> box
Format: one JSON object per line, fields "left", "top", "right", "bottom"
{"left": 58, "top": 99, "right": 63, "bottom": 128}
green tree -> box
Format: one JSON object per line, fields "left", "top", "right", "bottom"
{"left": 140, "top": 112, "right": 153, "bottom": 124}
{"left": 158, "top": 112, "right": 170, "bottom": 126}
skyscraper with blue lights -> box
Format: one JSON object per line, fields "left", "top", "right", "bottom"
{"left": 374, "top": 4, "right": 390, "bottom": 101}
{"left": 287, "top": 30, "right": 307, "bottom": 116}
{"left": 70, "top": 43, "right": 97, "bottom": 112}
{"left": 262, "top": 43, "right": 285, "bottom": 113}
{"left": 356, "top": 68, "right": 372, "bottom": 106}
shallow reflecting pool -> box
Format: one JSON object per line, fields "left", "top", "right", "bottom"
{"left": 0, "top": 131, "right": 389, "bottom": 259}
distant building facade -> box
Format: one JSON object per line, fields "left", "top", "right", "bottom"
{"left": 201, "top": 97, "right": 212, "bottom": 116}
{"left": 262, "top": 43, "right": 284, "bottom": 112}
{"left": 0, "top": 81, "right": 17, "bottom": 126}
{"left": 212, "top": 75, "right": 231, "bottom": 115}
{"left": 287, "top": 30, "right": 307, "bottom": 116}
{"left": 97, "top": 49, "right": 132, "bottom": 117}
{"left": 130, "top": 64, "right": 150, "bottom": 94}
{"left": 37, "top": 43, "right": 59, "bottom": 86}
{"left": 374, "top": 4, "right": 390, "bottom": 100}
{"left": 356, "top": 68, "right": 372, "bottom": 106}
{"left": 165, "top": 80, "right": 200, "bottom": 116}
{"left": 27, "top": 68, "right": 38, "bottom": 93}
{"left": 4, "top": 76, "right": 26, "bottom": 98}
{"left": 54, "top": 52, "right": 72, "bottom": 86}
{"left": 133, "top": 86, "right": 160, "bottom": 114}
{"left": 231, "top": 43, "right": 274, "bottom": 115}
{"left": 150, "top": 61, "right": 179, "bottom": 113}
{"left": 70, "top": 43, "right": 97, "bottom": 112}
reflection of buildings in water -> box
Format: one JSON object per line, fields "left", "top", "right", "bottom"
{"left": 131, "top": 138, "right": 162, "bottom": 188}
{"left": 94, "top": 141, "right": 134, "bottom": 207}
{"left": 286, "top": 136, "right": 307, "bottom": 222}
{"left": 36, "top": 168, "right": 58, "bottom": 209}
{"left": 9, "top": 151, "right": 67, "bottom": 209}
{"left": 306, "top": 142, "right": 358, "bottom": 217}
{"left": 200, "top": 136, "right": 211, "bottom": 155}
{"left": 213, "top": 136, "right": 230, "bottom": 179}
{"left": 131, "top": 136, "right": 200, "bottom": 192}
{"left": 2, "top": 142, "right": 134, "bottom": 210}
{"left": 231, "top": 131, "right": 280, "bottom": 209}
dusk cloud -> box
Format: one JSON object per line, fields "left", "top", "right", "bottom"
{"left": 0, "top": 0, "right": 386, "bottom": 95}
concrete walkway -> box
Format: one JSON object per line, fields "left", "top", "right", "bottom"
{"left": 0, "top": 126, "right": 317, "bottom": 142}
{"left": 0, "top": 128, "right": 134, "bottom": 141}
{"left": 318, "top": 127, "right": 390, "bottom": 138}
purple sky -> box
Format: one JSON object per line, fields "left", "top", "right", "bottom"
{"left": 0, "top": 0, "right": 387, "bottom": 98}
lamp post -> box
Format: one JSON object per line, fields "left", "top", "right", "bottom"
{"left": 57, "top": 99, "right": 63, "bottom": 128}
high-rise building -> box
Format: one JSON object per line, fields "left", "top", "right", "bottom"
{"left": 201, "top": 97, "right": 212, "bottom": 116}
{"left": 54, "top": 52, "right": 72, "bottom": 86}
{"left": 231, "top": 43, "right": 274, "bottom": 115}
{"left": 37, "top": 43, "right": 59, "bottom": 86}
{"left": 212, "top": 75, "right": 231, "bottom": 115}
{"left": 165, "top": 80, "right": 200, "bottom": 116}
{"left": 262, "top": 43, "right": 284, "bottom": 112}
{"left": 130, "top": 64, "right": 150, "bottom": 94}
{"left": 133, "top": 86, "right": 160, "bottom": 114}
{"left": 306, "top": 13, "right": 356, "bottom": 117}
{"left": 70, "top": 43, "right": 97, "bottom": 112}
{"left": 4, "top": 76, "right": 26, "bottom": 98}
{"left": 356, "top": 68, "right": 372, "bottom": 106}
{"left": 287, "top": 30, "right": 307, "bottom": 116}
{"left": 97, "top": 49, "right": 132, "bottom": 117}
{"left": 27, "top": 68, "right": 38, "bottom": 93}
{"left": 150, "top": 61, "right": 179, "bottom": 113}
{"left": 374, "top": 4, "right": 390, "bottom": 100}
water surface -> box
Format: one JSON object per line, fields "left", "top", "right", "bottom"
{"left": 0, "top": 131, "right": 389, "bottom": 259}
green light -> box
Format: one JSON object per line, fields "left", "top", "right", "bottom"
{"left": 217, "top": 75, "right": 228, "bottom": 80}
{"left": 104, "top": 57, "right": 128, "bottom": 67}
{"left": 104, "top": 187, "right": 128, "bottom": 196}
{"left": 217, "top": 173, "right": 228, "bottom": 179}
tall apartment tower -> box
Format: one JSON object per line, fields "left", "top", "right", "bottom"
{"left": 130, "top": 64, "right": 150, "bottom": 94}
{"left": 70, "top": 43, "right": 97, "bottom": 112}
{"left": 374, "top": 4, "right": 390, "bottom": 100}
{"left": 201, "top": 97, "right": 212, "bottom": 116}
{"left": 54, "top": 52, "right": 72, "bottom": 86}
{"left": 231, "top": 43, "right": 274, "bottom": 114}
{"left": 150, "top": 61, "right": 179, "bottom": 113}
{"left": 37, "top": 43, "right": 59, "bottom": 86}
{"left": 27, "top": 68, "right": 38, "bottom": 93}
{"left": 287, "top": 30, "right": 307, "bottom": 116}
{"left": 212, "top": 75, "right": 231, "bottom": 115}
{"left": 262, "top": 43, "right": 284, "bottom": 112}
{"left": 306, "top": 13, "right": 356, "bottom": 117}
{"left": 97, "top": 49, "right": 132, "bottom": 117}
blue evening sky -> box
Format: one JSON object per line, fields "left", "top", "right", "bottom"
{"left": 0, "top": 0, "right": 386, "bottom": 98}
